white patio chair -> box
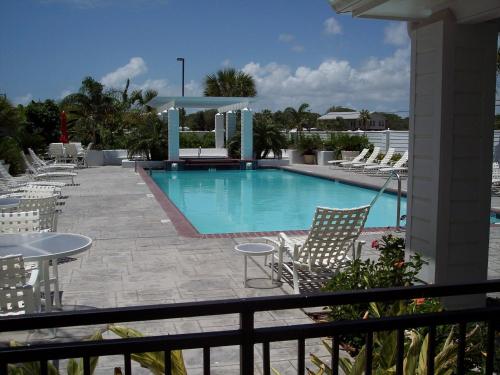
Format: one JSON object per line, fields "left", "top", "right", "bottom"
{"left": 17, "top": 196, "right": 58, "bottom": 231}
{"left": 64, "top": 143, "right": 80, "bottom": 165}
{"left": 339, "top": 148, "right": 371, "bottom": 167}
{"left": 0, "top": 255, "right": 39, "bottom": 315}
{"left": 21, "top": 152, "right": 77, "bottom": 185}
{"left": 379, "top": 151, "right": 409, "bottom": 174}
{"left": 363, "top": 148, "right": 396, "bottom": 174}
{"left": 492, "top": 163, "right": 500, "bottom": 191}
{"left": 350, "top": 147, "right": 381, "bottom": 170}
{"left": 48, "top": 143, "right": 66, "bottom": 163}
{"left": 266, "top": 205, "right": 370, "bottom": 294}
{"left": 0, "top": 210, "right": 40, "bottom": 233}
{"left": 0, "top": 164, "right": 66, "bottom": 189}
{"left": 28, "top": 148, "right": 76, "bottom": 170}
{"left": 328, "top": 148, "right": 369, "bottom": 168}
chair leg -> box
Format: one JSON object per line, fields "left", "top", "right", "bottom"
{"left": 292, "top": 264, "right": 300, "bottom": 294}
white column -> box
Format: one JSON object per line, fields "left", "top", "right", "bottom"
{"left": 215, "top": 113, "right": 225, "bottom": 149}
{"left": 406, "top": 13, "right": 497, "bottom": 303}
{"left": 167, "top": 107, "right": 179, "bottom": 161}
{"left": 226, "top": 110, "right": 236, "bottom": 143}
{"left": 241, "top": 108, "right": 253, "bottom": 160}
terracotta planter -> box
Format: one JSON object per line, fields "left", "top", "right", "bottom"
{"left": 303, "top": 154, "right": 316, "bottom": 164}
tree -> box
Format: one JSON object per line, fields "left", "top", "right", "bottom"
{"left": 284, "top": 103, "right": 311, "bottom": 133}
{"left": 203, "top": 68, "right": 257, "bottom": 97}
{"left": 61, "top": 76, "right": 119, "bottom": 146}
{"left": 253, "top": 110, "right": 287, "bottom": 159}
{"left": 358, "top": 109, "right": 370, "bottom": 130}
{"left": 24, "top": 100, "right": 60, "bottom": 150}
{"left": 326, "top": 105, "right": 356, "bottom": 113}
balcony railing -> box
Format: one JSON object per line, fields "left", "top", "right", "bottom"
{"left": 0, "top": 280, "right": 499, "bottom": 375}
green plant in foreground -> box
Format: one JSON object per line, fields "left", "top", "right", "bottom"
{"left": 7, "top": 325, "right": 187, "bottom": 375}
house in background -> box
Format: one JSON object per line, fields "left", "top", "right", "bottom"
{"left": 318, "top": 110, "right": 387, "bottom": 130}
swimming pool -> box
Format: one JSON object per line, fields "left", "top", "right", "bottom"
{"left": 151, "top": 169, "right": 408, "bottom": 234}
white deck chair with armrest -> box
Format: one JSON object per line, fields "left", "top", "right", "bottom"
{"left": 350, "top": 147, "right": 381, "bottom": 170}
{"left": 21, "top": 153, "right": 77, "bottom": 185}
{"left": 340, "top": 149, "right": 372, "bottom": 167}
{"left": 265, "top": 205, "right": 370, "bottom": 294}
{"left": 492, "top": 162, "right": 500, "bottom": 189}
{"left": 378, "top": 151, "right": 409, "bottom": 175}
{"left": 328, "top": 148, "right": 369, "bottom": 168}
{"left": 16, "top": 195, "right": 58, "bottom": 232}
{"left": 48, "top": 143, "right": 66, "bottom": 163}
{"left": 0, "top": 210, "right": 41, "bottom": 233}
{"left": 363, "top": 148, "right": 397, "bottom": 174}
{"left": 28, "top": 148, "right": 76, "bottom": 171}
{"left": 0, "top": 164, "right": 66, "bottom": 189}
{"left": 0, "top": 255, "right": 39, "bottom": 315}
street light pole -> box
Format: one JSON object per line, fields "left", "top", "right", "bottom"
{"left": 176, "top": 57, "right": 185, "bottom": 96}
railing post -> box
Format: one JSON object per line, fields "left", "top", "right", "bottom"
{"left": 240, "top": 308, "right": 254, "bottom": 375}
{"left": 385, "top": 129, "right": 391, "bottom": 152}
{"left": 395, "top": 172, "right": 402, "bottom": 231}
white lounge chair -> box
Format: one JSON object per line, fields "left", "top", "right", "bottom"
{"left": 0, "top": 164, "right": 66, "bottom": 189}
{"left": 379, "top": 151, "right": 409, "bottom": 174}
{"left": 340, "top": 149, "right": 373, "bottom": 167}
{"left": 0, "top": 210, "right": 41, "bottom": 233}
{"left": 16, "top": 196, "right": 58, "bottom": 231}
{"left": 48, "top": 143, "right": 67, "bottom": 163}
{"left": 492, "top": 162, "right": 500, "bottom": 191}
{"left": 21, "top": 153, "right": 77, "bottom": 185}
{"left": 266, "top": 205, "right": 370, "bottom": 294}
{"left": 328, "top": 148, "right": 369, "bottom": 168}
{"left": 0, "top": 255, "right": 39, "bottom": 315}
{"left": 350, "top": 147, "right": 381, "bottom": 169}
{"left": 363, "top": 148, "right": 396, "bottom": 173}
{"left": 28, "top": 148, "right": 76, "bottom": 171}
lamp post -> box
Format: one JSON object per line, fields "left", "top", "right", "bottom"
{"left": 176, "top": 57, "right": 185, "bottom": 97}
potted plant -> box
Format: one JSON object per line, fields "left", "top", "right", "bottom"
{"left": 297, "top": 135, "right": 323, "bottom": 164}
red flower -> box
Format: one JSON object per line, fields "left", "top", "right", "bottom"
{"left": 414, "top": 298, "right": 425, "bottom": 305}
{"left": 371, "top": 240, "right": 379, "bottom": 249}
{"left": 394, "top": 260, "right": 405, "bottom": 269}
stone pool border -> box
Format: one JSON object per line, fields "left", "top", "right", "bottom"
{"left": 138, "top": 166, "right": 401, "bottom": 238}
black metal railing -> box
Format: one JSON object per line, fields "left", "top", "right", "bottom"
{"left": 0, "top": 280, "right": 499, "bottom": 375}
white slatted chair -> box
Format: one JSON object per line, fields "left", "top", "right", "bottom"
{"left": 0, "top": 210, "right": 40, "bottom": 233}
{"left": 21, "top": 152, "right": 76, "bottom": 185}
{"left": 64, "top": 143, "right": 80, "bottom": 165}
{"left": 364, "top": 148, "right": 398, "bottom": 174}
{"left": 328, "top": 148, "right": 369, "bottom": 167}
{"left": 17, "top": 196, "right": 58, "bottom": 231}
{"left": 378, "top": 151, "right": 409, "bottom": 175}
{"left": 339, "top": 149, "right": 371, "bottom": 167}
{"left": 350, "top": 147, "right": 381, "bottom": 170}
{"left": 0, "top": 164, "right": 66, "bottom": 189}
{"left": 492, "top": 162, "right": 500, "bottom": 184}
{"left": 267, "top": 205, "right": 370, "bottom": 294}
{"left": 0, "top": 255, "right": 39, "bottom": 315}
{"left": 28, "top": 148, "right": 76, "bottom": 171}
{"left": 48, "top": 143, "right": 66, "bottom": 163}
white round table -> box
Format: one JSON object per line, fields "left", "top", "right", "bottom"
{"left": 234, "top": 243, "right": 275, "bottom": 287}
{"left": 0, "top": 232, "right": 93, "bottom": 311}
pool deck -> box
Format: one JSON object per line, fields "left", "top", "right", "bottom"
{"left": 3, "top": 165, "right": 500, "bottom": 374}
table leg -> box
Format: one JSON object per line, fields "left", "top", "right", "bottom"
{"left": 270, "top": 253, "right": 275, "bottom": 284}
{"left": 52, "top": 261, "right": 61, "bottom": 308}
{"left": 41, "top": 260, "right": 52, "bottom": 312}
{"left": 244, "top": 255, "right": 247, "bottom": 287}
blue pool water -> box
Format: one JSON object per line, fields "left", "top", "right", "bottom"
{"left": 151, "top": 169, "right": 409, "bottom": 234}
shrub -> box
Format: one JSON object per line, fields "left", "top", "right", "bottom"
{"left": 324, "top": 133, "right": 371, "bottom": 158}
{"left": 180, "top": 132, "right": 215, "bottom": 148}
{"left": 296, "top": 134, "right": 323, "bottom": 155}
{"left": 0, "top": 137, "right": 25, "bottom": 175}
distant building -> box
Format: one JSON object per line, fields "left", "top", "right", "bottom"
{"left": 318, "top": 111, "right": 386, "bottom": 130}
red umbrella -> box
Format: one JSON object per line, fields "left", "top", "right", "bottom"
{"left": 59, "top": 111, "right": 69, "bottom": 143}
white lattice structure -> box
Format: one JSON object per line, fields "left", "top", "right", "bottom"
{"left": 17, "top": 196, "right": 58, "bottom": 231}
{"left": 0, "top": 211, "right": 40, "bottom": 233}
{"left": 268, "top": 205, "right": 370, "bottom": 293}
{"left": 0, "top": 255, "right": 38, "bottom": 315}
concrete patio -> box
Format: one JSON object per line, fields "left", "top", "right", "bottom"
{"left": 2, "top": 165, "right": 499, "bottom": 374}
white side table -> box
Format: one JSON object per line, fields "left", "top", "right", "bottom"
{"left": 234, "top": 243, "right": 275, "bottom": 287}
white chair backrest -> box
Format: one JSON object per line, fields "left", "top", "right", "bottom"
{"left": 48, "top": 143, "right": 65, "bottom": 160}
{"left": 493, "top": 163, "right": 500, "bottom": 180}
{"left": 65, "top": 143, "right": 79, "bottom": 158}
{"left": 19, "top": 185, "right": 60, "bottom": 197}
{"left": 351, "top": 148, "right": 369, "bottom": 163}
{"left": 393, "top": 151, "right": 409, "bottom": 168}
{"left": 364, "top": 147, "right": 380, "bottom": 164}
{"left": 0, "top": 211, "right": 40, "bottom": 233}
{"left": 0, "top": 255, "right": 35, "bottom": 315}
{"left": 28, "top": 148, "right": 46, "bottom": 167}
{"left": 378, "top": 148, "right": 395, "bottom": 165}
{"left": 298, "top": 205, "right": 371, "bottom": 268}
{"left": 20, "top": 152, "right": 38, "bottom": 175}
{"left": 17, "top": 196, "right": 57, "bottom": 231}
{"left": 0, "top": 163, "right": 13, "bottom": 180}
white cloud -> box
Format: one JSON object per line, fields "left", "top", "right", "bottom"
{"left": 278, "top": 33, "right": 295, "bottom": 43}
{"left": 242, "top": 47, "right": 410, "bottom": 113}
{"left": 101, "top": 57, "right": 147, "bottom": 88}
{"left": 291, "top": 45, "right": 304, "bottom": 53}
{"left": 384, "top": 22, "right": 409, "bottom": 46}
{"left": 324, "top": 17, "right": 342, "bottom": 35}
{"left": 13, "top": 93, "right": 33, "bottom": 105}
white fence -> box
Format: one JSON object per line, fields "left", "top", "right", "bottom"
{"left": 297, "top": 130, "right": 500, "bottom": 160}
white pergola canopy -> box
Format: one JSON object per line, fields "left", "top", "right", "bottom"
{"left": 146, "top": 96, "right": 255, "bottom": 113}
{"left": 330, "top": 0, "right": 500, "bottom": 23}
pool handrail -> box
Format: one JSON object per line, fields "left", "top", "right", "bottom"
{"left": 369, "top": 171, "right": 403, "bottom": 231}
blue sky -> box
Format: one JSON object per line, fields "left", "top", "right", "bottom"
{"left": 0, "top": 0, "right": 413, "bottom": 114}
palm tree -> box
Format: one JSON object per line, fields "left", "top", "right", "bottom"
{"left": 203, "top": 68, "right": 257, "bottom": 97}
{"left": 284, "top": 103, "right": 310, "bottom": 133}
{"left": 253, "top": 113, "right": 287, "bottom": 159}
{"left": 61, "top": 76, "right": 118, "bottom": 145}
{"left": 120, "top": 79, "right": 158, "bottom": 112}
{"left": 359, "top": 109, "right": 371, "bottom": 130}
